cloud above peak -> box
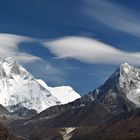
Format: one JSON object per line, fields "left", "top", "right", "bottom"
{"left": 0, "top": 33, "right": 66, "bottom": 85}
{"left": 1, "top": 33, "right": 140, "bottom": 66}
{"left": 0, "top": 33, "right": 40, "bottom": 63}
{"left": 44, "top": 36, "right": 140, "bottom": 65}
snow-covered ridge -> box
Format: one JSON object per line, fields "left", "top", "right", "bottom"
{"left": 37, "top": 79, "right": 80, "bottom": 104}
{"left": 0, "top": 56, "right": 80, "bottom": 113}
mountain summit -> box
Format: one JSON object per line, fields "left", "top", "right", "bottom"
{"left": 82, "top": 63, "right": 140, "bottom": 113}
{"left": 0, "top": 56, "right": 80, "bottom": 113}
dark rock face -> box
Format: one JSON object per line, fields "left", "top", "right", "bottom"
{"left": 9, "top": 101, "right": 110, "bottom": 140}
{"left": 0, "top": 104, "right": 10, "bottom": 114}
{"left": 11, "top": 106, "right": 38, "bottom": 119}
{"left": 0, "top": 104, "right": 20, "bottom": 126}
{"left": 0, "top": 122, "right": 26, "bottom": 140}
{"left": 0, "top": 104, "right": 35, "bottom": 126}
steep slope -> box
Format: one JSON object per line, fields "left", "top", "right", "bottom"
{"left": 84, "top": 63, "right": 140, "bottom": 113}
{"left": 0, "top": 56, "right": 80, "bottom": 114}
{"left": 0, "top": 104, "right": 9, "bottom": 114}
{"left": 9, "top": 101, "right": 110, "bottom": 140}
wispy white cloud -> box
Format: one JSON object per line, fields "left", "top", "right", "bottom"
{"left": 0, "top": 33, "right": 40, "bottom": 63}
{"left": 44, "top": 36, "right": 140, "bottom": 65}
{"left": 2, "top": 33, "right": 140, "bottom": 65}
{"left": 0, "top": 33, "right": 66, "bottom": 84}
{"left": 83, "top": 0, "right": 140, "bottom": 37}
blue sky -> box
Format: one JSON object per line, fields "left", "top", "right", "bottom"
{"left": 0, "top": 0, "right": 140, "bottom": 95}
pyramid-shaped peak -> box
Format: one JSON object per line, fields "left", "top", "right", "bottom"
{"left": 82, "top": 63, "right": 140, "bottom": 113}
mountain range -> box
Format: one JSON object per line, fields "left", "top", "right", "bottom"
{"left": 0, "top": 57, "right": 140, "bottom": 139}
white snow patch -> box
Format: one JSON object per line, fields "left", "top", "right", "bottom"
{"left": 37, "top": 79, "right": 81, "bottom": 104}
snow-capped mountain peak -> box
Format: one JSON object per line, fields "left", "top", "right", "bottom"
{"left": 80, "top": 63, "right": 140, "bottom": 113}
{"left": 0, "top": 56, "right": 80, "bottom": 113}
